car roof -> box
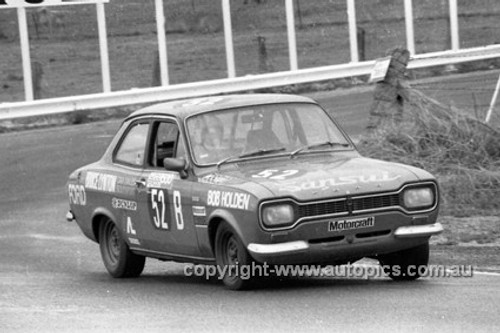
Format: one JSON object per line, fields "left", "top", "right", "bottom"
{"left": 126, "top": 94, "right": 317, "bottom": 121}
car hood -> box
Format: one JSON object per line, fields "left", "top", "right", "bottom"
{"left": 200, "top": 154, "right": 434, "bottom": 200}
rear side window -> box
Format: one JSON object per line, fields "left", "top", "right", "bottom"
{"left": 114, "top": 122, "right": 150, "bottom": 166}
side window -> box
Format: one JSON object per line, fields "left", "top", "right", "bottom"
{"left": 151, "top": 121, "right": 182, "bottom": 168}
{"left": 115, "top": 122, "right": 150, "bottom": 166}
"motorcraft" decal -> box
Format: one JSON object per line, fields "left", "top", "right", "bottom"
{"left": 328, "top": 217, "right": 375, "bottom": 232}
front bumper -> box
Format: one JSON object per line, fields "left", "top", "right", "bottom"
{"left": 247, "top": 222, "right": 443, "bottom": 265}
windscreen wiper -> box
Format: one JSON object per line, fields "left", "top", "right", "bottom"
{"left": 290, "top": 141, "right": 350, "bottom": 158}
{"left": 216, "top": 147, "right": 286, "bottom": 169}
{"left": 238, "top": 147, "right": 286, "bottom": 159}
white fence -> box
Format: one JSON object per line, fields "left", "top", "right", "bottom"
{"left": 1, "top": 0, "right": 500, "bottom": 120}
{"left": 2, "top": 44, "right": 500, "bottom": 121}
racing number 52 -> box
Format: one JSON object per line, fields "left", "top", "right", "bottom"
{"left": 151, "top": 189, "right": 184, "bottom": 230}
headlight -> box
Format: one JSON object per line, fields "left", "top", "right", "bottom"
{"left": 262, "top": 204, "right": 294, "bottom": 227}
{"left": 403, "top": 187, "right": 434, "bottom": 210}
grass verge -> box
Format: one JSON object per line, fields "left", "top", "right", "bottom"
{"left": 357, "top": 86, "right": 500, "bottom": 217}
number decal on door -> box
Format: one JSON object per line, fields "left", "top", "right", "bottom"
{"left": 151, "top": 189, "right": 167, "bottom": 229}
{"left": 173, "top": 190, "right": 184, "bottom": 230}
{"left": 150, "top": 189, "right": 185, "bottom": 231}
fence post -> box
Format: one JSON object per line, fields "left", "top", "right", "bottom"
{"left": 222, "top": 0, "right": 236, "bottom": 78}
{"left": 17, "top": 7, "right": 34, "bottom": 101}
{"left": 485, "top": 73, "right": 500, "bottom": 123}
{"left": 285, "top": 0, "right": 298, "bottom": 71}
{"left": 32, "top": 61, "right": 43, "bottom": 100}
{"left": 257, "top": 35, "right": 272, "bottom": 73}
{"left": 357, "top": 27, "right": 365, "bottom": 61}
{"left": 448, "top": 0, "right": 459, "bottom": 50}
{"left": 154, "top": 0, "right": 169, "bottom": 85}
{"left": 404, "top": 0, "right": 415, "bottom": 55}
{"left": 347, "top": 0, "right": 359, "bottom": 63}
{"left": 152, "top": 52, "right": 161, "bottom": 87}
{"left": 96, "top": 2, "right": 111, "bottom": 92}
{"left": 367, "top": 48, "right": 411, "bottom": 130}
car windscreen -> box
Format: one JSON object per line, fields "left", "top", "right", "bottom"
{"left": 185, "top": 102, "right": 351, "bottom": 166}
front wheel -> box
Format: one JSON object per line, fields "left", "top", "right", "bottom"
{"left": 215, "top": 223, "right": 254, "bottom": 290}
{"left": 378, "top": 242, "right": 429, "bottom": 281}
{"left": 99, "top": 218, "right": 145, "bottom": 278}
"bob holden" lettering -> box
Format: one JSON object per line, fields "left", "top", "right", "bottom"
{"left": 207, "top": 190, "right": 250, "bottom": 210}
{"left": 329, "top": 217, "right": 375, "bottom": 232}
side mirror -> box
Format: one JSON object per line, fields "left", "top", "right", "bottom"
{"left": 163, "top": 157, "right": 188, "bottom": 179}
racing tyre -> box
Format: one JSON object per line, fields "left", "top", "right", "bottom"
{"left": 215, "top": 223, "right": 253, "bottom": 290}
{"left": 99, "top": 218, "right": 145, "bottom": 278}
{"left": 378, "top": 242, "right": 429, "bottom": 281}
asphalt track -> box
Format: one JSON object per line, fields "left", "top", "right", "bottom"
{"left": 1, "top": 71, "right": 500, "bottom": 332}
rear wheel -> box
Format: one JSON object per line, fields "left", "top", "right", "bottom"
{"left": 378, "top": 242, "right": 429, "bottom": 281}
{"left": 99, "top": 217, "right": 145, "bottom": 278}
{"left": 215, "top": 223, "right": 253, "bottom": 290}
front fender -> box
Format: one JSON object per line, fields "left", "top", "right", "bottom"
{"left": 206, "top": 208, "right": 247, "bottom": 251}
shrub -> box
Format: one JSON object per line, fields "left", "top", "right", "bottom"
{"left": 358, "top": 87, "right": 500, "bottom": 216}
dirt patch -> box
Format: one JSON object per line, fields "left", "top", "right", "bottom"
{"left": 430, "top": 216, "right": 500, "bottom": 271}
{"left": 433, "top": 216, "right": 500, "bottom": 246}
{"left": 431, "top": 245, "right": 500, "bottom": 272}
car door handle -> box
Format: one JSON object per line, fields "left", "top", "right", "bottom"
{"left": 135, "top": 179, "right": 147, "bottom": 188}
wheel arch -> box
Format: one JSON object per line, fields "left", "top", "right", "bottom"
{"left": 91, "top": 208, "right": 119, "bottom": 243}
{"left": 207, "top": 209, "right": 247, "bottom": 255}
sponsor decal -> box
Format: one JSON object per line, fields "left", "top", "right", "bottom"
{"left": 126, "top": 217, "right": 141, "bottom": 245}
{"left": 207, "top": 190, "right": 250, "bottom": 210}
{"left": 68, "top": 184, "right": 86, "bottom": 206}
{"left": 198, "top": 174, "right": 236, "bottom": 185}
{"left": 279, "top": 172, "right": 401, "bottom": 192}
{"left": 85, "top": 172, "right": 117, "bottom": 193}
{"left": 126, "top": 217, "right": 136, "bottom": 235}
{"left": 112, "top": 198, "right": 137, "bottom": 211}
{"left": 192, "top": 206, "right": 207, "bottom": 217}
{"left": 146, "top": 172, "right": 178, "bottom": 189}
{"left": 328, "top": 217, "right": 375, "bottom": 232}
{"left": 252, "top": 169, "right": 300, "bottom": 180}
{"left": 128, "top": 238, "right": 141, "bottom": 246}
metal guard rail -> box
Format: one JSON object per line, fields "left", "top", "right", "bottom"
{"left": 1, "top": 44, "right": 500, "bottom": 120}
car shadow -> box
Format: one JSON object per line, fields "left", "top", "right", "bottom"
{"left": 85, "top": 271, "right": 431, "bottom": 293}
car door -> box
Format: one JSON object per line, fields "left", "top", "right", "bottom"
{"left": 135, "top": 118, "right": 200, "bottom": 257}
{"left": 110, "top": 120, "right": 151, "bottom": 248}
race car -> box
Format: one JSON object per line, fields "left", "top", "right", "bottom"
{"left": 66, "top": 94, "right": 442, "bottom": 289}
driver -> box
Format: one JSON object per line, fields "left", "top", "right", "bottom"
{"left": 194, "top": 116, "right": 224, "bottom": 164}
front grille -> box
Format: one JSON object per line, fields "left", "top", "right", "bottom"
{"left": 295, "top": 193, "right": 401, "bottom": 220}
{"left": 296, "top": 200, "right": 347, "bottom": 218}
{"left": 352, "top": 194, "right": 400, "bottom": 212}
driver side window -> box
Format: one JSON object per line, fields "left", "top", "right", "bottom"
{"left": 149, "top": 121, "right": 185, "bottom": 168}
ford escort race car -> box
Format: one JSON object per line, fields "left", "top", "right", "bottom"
{"left": 67, "top": 94, "right": 442, "bottom": 289}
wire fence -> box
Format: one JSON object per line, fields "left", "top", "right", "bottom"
{"left": 1, "top": 0, "right": 500, "bottom": 103}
